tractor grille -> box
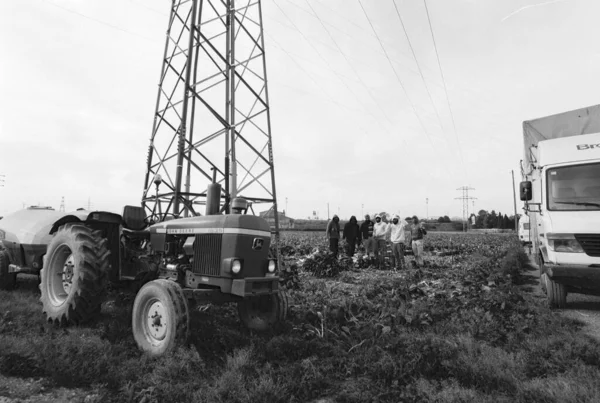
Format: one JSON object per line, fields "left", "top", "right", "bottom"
{"left": 192, "top": 234, "right": 222, "bottom": 276}
{"left": 574, "top": 234, "right": 600, "bottom": 257}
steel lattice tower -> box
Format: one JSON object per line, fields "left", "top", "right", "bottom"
{"left": 455, "top": 186, "right": 476, "bottom": 232}
{"left": 142, "top": 0, "right": 279, "bottom": 230}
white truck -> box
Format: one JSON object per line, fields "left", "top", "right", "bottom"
{"left": 518, "top": 214, "right": 531, "bottom": 246}
{"left": 520, "top": 104, "right": 600, "bottom": 308}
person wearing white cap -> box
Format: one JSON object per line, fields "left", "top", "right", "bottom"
{"left": 373, "top": 214, "right": 388, "bottom": 268}
{"left": 389, "top": 214, "right": 409, "bottom": 270}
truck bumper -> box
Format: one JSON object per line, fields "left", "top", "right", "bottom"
{"left": 546, "top": 263, "right": 600, "bottom": 289}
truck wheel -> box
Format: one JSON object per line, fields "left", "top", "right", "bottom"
{"left": 132, "top": 279, "right": 190, "bottom": 357}
{"left": 0, "top": 249, "right": 17, "bottom": 290}
{"left": 39, "top": 223, "right": 110, "bottom": 326}
{"left": 238, "top": 290, "right": 289, "bottom": 331}
{"left": 544, "top": 274, "right": 567, "bottom": 309}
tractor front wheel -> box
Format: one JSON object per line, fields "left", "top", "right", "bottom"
{"left": 238, "top": 290, "right": 289, "bottom": 331}
{"left": 39, "top": 223, "right": 110, "bottom": 325}
{"left": 0, "top": 249, "right": 16, "bottom": 290}
{"left": 132, "top": 279, "right": 190, "bottom": 357}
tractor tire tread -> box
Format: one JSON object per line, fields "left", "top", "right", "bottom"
{"left": 40, "top": 223, "right": 110, "bottom": 326}
{"left": 132, "top": 279, "right": 189, "bottom": 356}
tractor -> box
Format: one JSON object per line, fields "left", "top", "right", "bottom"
{"left": 0, "top": 179, "right": 288, "bottom": 356}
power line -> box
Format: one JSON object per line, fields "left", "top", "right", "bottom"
{"left": 271, "top": 1, "right": 383, "bottom": 127}
{"left": 300, "top": 0, "right": 408, "bottom": 146}
{"left": 423, "top": 0, "right": 467, "bottom": 181}
{"left": 357, "top": 0, "right": 437, "bottom": 150}
{"left": 391, "top": 0, "right": 445, "bottom": 132}
{"left": 266, "top": 33, "right": 376, "bottom": 120}
{"left": 275, "top": 0, "right": 443, "bottom": 88}
{"left": 43, "top": 0, "right": 159, "bottom": 43}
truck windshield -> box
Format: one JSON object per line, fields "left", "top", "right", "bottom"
{"left": 547, "top": 162, "right": 600, "bottom": 211}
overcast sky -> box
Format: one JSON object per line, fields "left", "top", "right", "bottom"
{"left": 1, "top": 0, "right": 599, "bottom": 220}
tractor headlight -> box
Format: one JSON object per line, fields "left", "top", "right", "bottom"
{"left": 232, "top": 259, "right": 242, "bottom": 274}
{"left": 547, "top": 233, "right": 584, "bottom": 253}
{"left": 268, "top": 259, "right": 276, "bottom": 273}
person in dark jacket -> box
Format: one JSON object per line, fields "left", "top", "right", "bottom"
{"left": 359, "top": 214, "right": 375, "bottom": 256}
{"left": 326, "top": 215, "right": 341, "bottom": 256}
{"left": 342, "top": 215, "right": 360, "bottom": 256}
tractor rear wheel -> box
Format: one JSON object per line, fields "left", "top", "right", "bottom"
{"left": 0, "top": 249, "right": 17, "bottom": 290}
{"left": 39, "top": 223, "right": 110, "bottom": 326}
{"left": 132, "top": 279, "right": 190, "bottom": 357}
{"left": 238, "top": 290, "right": 289, "bottom": 331}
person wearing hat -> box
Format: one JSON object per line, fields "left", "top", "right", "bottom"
{"left": 326, "top": 214, "right": 341, "bottom": 256}
{"left": 389, "top": 214, "right": 409, "bottom": 270}
{"left": 372, "top": 214, "right": 389, "bottom": 267}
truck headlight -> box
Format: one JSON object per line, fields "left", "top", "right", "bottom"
{"left": 268, "top": 259, "right": 276, "bottom": 273}
{"left": 547, "top": 233, "right": 584, "bottom": 253}
{"left": 232, "top": 259, "right": 242, "bottom": 274}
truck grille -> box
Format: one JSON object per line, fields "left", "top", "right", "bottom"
{"left": 192, "top": 234, "right": 222, "bottom": 276}
{"left": 574, "top": 234, "right": 600, "bottom": 257}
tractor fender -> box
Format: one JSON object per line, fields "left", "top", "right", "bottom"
{"left": 50, "top": 211, "right": 123, "bottom": 234}
{"left": 50, "top": 215, "right": 86, "bottom": 235}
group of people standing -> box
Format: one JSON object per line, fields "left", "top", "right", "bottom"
{"left": 325, "top": 214, "right": 427, "bottom": 269}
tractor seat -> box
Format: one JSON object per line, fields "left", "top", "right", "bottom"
{"left": 122, "top": 205, "right": 146, "bottom": 231}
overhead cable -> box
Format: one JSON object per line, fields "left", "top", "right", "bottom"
{"left": 357, "top": 0, "right": 437, "bottom": 150}
{"left": 423, "top": 0, "right": 468, "bottom": 181}
{"left": 392, "top": 0, "right": 445, "bottom": 132}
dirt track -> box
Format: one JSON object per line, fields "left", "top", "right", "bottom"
{"left": 521, "top": 248, "right": 600, "bottom": 342}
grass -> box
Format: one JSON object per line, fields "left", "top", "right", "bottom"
{"left": 0, "top": 233, "right": 599, "bottom": 402}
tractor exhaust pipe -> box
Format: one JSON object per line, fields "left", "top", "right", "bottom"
{"left": 205, "top": 168, "right": 221, "bottom": 216}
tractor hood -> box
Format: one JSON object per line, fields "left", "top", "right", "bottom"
{"left": 149, "top": 214, "right": 271, "bottom": 236}
{"left": 0, "top": 209, "right": 90, "bottom": 245}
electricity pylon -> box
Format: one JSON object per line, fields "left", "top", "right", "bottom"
{"left": 141, "top": 0, "right": 279, "bottom": 232}
{"left": 455, "top": 186, "right": 476, "bottom": 232}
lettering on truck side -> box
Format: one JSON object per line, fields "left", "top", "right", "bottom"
{"left": 577, "top": 144, "right": 600, "bottom": 150}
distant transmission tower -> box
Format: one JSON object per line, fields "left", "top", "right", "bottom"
{"left": 59, "top": 197, "right": 65, "bottom": 212}
{"left": 455, "top": 186, "right": 476, "bottom": 232}
{"left": 141, "top": 0, "right": 279, "bottom": 229}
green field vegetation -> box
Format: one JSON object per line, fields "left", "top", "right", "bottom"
{"left": 1, "top": 232, "right": 600, "bottom": 402}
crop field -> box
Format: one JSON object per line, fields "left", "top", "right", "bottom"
{"left": 2, "top": 232, "right": 600, "bottom": 402}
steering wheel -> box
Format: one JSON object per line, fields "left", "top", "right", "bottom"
{"left": 144, "top": 213, "right": 178, "bottom": 226}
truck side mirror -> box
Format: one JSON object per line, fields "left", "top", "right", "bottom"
{"left": 520, "top": 181, "right": 532, "bottom": 201}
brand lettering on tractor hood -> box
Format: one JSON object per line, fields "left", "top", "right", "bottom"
{"left": 577, "top": 144, "right": 600, "bottom": 150}
{"left": 157, "top": 227, "right": 271, "bottom": 237}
